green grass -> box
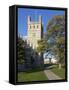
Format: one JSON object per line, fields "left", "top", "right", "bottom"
{"left": 51, "top": 64, "right": 65, "bottom": 79}
{"left": 17, "top": 69, "right": 48, "bottom": 82}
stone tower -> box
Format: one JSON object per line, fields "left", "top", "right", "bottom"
{"left": 27, "top": 16, "right": 43, "bottom": 49}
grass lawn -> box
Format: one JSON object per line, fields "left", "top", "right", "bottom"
{"left": 51, "top": 64, "right": 65, "bottom": 79}
{"left": 17, "top": 69, "right": 48, "bottom": 82}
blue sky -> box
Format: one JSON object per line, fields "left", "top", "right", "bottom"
{"left": 18, "top": 8, "right": 65, "bottom": 36}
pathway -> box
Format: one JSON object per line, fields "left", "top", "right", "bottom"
{"left": 44, "top": 69, "right": 62, "bottom": 80}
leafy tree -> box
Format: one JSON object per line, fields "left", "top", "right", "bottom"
{"left": 46, "top": 15, "right": 65, "bottom": 69}
{"left": 17, "top": 37, "right": 25, "bottom": 64}
{"left": 36, "top": 39, "right": 47, "bottom": 66}
{"left": 37, "top": 39, "right": 46, "bottom": 53}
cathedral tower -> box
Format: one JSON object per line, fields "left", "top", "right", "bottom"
{"left": 27, "top": 16, "right": 43, "bottom": 49}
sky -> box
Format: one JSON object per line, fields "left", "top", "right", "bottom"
{"left": 18, "top": 8, "right": 65, "bottom": 37}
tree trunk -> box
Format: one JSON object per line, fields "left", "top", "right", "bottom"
{"left": 38, "top": 52, "right": 44, "bottom": 67}
{"left": 49, "top": 58, "right": 51, "bottom": 64}
{"left": 58, "top": 63, "right": 62, "bottom": 69}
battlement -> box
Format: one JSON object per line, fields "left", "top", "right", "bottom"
{"left": 28, "top": 16, "right": 42, "bottom": 23}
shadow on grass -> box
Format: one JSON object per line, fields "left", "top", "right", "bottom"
{"left": 44, "top": 64, "right": 57, "bottom": 70}
{"left": 20, "top": 64, "right": 56, "bottom": 73}
{"left": 18, "top": 64, "right": 58, "bottom": 73}
{"left": 44, "top": 64, "right": 53, "bottom": 67}
{"left": 20, "top": 67, "right": 44, "bottom": 73}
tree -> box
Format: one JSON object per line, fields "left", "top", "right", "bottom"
{"left": 17, "top": 37, "right": 25, "bottom": 64}
{"left": 36, "top": 39, "right": 47, "bottom": 67}
{"left": 46, "top": 15, "right": 65, "bottom": 69}
{"left": 37, "top": 39, "right": 46, "bottom": 53}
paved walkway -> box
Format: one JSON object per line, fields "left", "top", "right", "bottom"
{"left": 44, "top": 70, "right": 62, "bottom": 80}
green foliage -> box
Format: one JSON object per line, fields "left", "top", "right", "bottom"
{"left": 56, "top": 36, "right": 65, "bottom": 45}
{"left": 46, "top": 15, "right": 65, "bottom": 65}
{"left": 37, "top": 39, "right": 47, "bottom": 53}
{"left": 17, "top": 37, "right": 25, "bottom": 64}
